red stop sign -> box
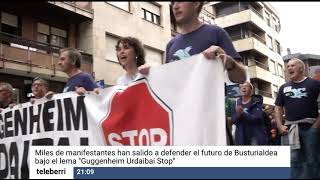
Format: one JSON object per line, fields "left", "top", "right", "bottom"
{"left": 101, "top": 79, "right": 172, "bottom": 145}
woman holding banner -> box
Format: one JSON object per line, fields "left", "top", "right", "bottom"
{"left": 115, "top": 37, "right": 146, "bottom": 86}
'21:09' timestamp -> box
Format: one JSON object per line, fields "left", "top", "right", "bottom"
{"left": 76, "top": 168, "right": 95, "bottom": 175}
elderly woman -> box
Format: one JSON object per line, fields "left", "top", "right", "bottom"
{"left": 115, "top": 37, "right": 146, "bottom": 86}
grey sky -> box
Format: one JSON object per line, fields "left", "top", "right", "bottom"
{"left": 270, "top": 2, "right": 320, "bottom": 56}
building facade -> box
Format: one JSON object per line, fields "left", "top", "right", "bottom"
{"left": 208, "top": 2, "right": 285, "bottom": 105}
{"left": 0, "top": 2, "right": 94, "bottom": 103}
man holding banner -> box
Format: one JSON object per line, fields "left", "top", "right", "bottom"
{"left": 58, "top": 48, "right": 97, "bottom": 94}
{"left": 139, "top": 2, "right": 246, "bottom": 84}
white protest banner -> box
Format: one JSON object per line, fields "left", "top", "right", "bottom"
{"left": 0, "top": 54, "right": 226, "bottom": 179}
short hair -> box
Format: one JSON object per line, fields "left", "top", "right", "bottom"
{"left": 0, "top": 82, "right": 13, "bottom": 95}
{"left": 240, "top": 81, "right": 253, "bottom": 90}
{"left": 170, "top": 2, "right": 204, "bottom": 15}
{"left": 60, "top": 48, "right": 82, "bottom": 68}
{"left": 289, "top": 58, "right": 305, "bottom": 73}
{"left": 115, "top": 37, "right": 146, "bottom": 69}
{"left": 33, "top": 77, "right": 49, "bottom": 90}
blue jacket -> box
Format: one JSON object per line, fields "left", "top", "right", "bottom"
{"left": 232, "top": 95, "right": 269, "bottom": 145}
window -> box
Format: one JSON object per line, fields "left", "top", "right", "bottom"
{"left": 275, "top": 40, "right": 281, "bottom": 54}
{"left": 141, "top": 2, "right": 161, "bottom": 25}
{"left": 265, "top": 11, "right": 271, "bottom": 27}
{"left": 145, "top": 47, "right": 163, "bottom": 66}
{"left": 308, "top": 59, "right": 319, "bottom": 67}
{"left": 1, "top": 12, "right": 21, "bottom": 36}
{"left": 272, "top": 17, "right": 277, "bottom": 30}
{"left": 270, "top": 60, "right": 276, "bottom": 75}
{"left": 142, "top": 8, "right": 160, "bottom": 25}
{"left": 278, "top": 64, "right": 284, "bottom": 77}
{"left": 272, "top": 18, "right": 280, "bottom": 32}
{"left": 37, "top": 23, "right": 67, "bottom": 48}
{"left": 266, "top": 35, "right": 273, "bottom": 50}
{"left": 37, "top": 23, "right": 49, "bottom": 43}
{"left": 106, "top": 2, "right": 130, "bottom": 12}
{"left": 241, "top": 56, "right": 249, "bottom": 66}
{"left": 50, "top": 27, "right": 67, "bottom": 47}
{"left": 105, "top": 34, "right": 119, "bottom": 62}
{"left": 273, "top": 85, "right": 278, "bottom": 98}
{"left": 275, "top": 22, "right": 281, "bottom": 33}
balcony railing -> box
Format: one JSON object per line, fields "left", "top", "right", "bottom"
{"left": 247, "top": 5, "right": 263, "bottom": 19}
{"left": 216, "top": 4, "right": 263, "bottom": 20}
{"left": 199, "top": 8, "right": 215, "bottom": 24}
{"left": 230, "top": 32, "right": 266, "bottom": 44}
{"left": 249, "top": 59, "right": 269, "bottom": 71}
{"left": 203, "top": 8, "right": 215, "bottom": 18}
{"left": 251, "top": 32, "right": 266, "bottom": 44}
{"left": 257, "top": 89, "right": 273, "bottom": 98}
{"left": 62, "top": 1, "right": 93, "bottom": 13}
{"left": 0, "top": 31, "right": 93, "bottom": 75}
{"left": 0, "top": 32, "right": 61, "bottom": 54}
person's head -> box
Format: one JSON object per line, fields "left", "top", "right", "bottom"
{"left": 313, "top": 67, "right": 320, "bottom": 81}
{"left": 264, "top": 105, "right": 274, "bottom": 116}
{"left": 171, "top": 2, "right": 204, "bottom": 26}
{"left": 287, "top": 58, "right": 305, "bottom": 81}
{"left": 31, "top": 77, "right": 49, "bottom": 99}
{"left": 58, "top": 48, "right": 82, "bottom": 74}
{"left": 239, "top": 81, "right": 253, "bottom": 97}
{"left": 0, "top": 82, "right": 13, "bottom": 104}
{"left": 115, "top": 37, "right": 145, "bottom": 70}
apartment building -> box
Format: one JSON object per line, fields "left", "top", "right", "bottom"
{"left": 0, "top": 2, "right": 94, "bottom": 103}
{"left": 207, "top": 2, "right": 286, "bottom": 105}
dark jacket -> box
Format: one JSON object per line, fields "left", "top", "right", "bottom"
{"left": 232, "top": 95, "right": 268, "bottom": 145}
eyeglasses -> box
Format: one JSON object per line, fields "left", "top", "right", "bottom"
{"left": 32, "top": 83, "right": 44, "bottom": 87}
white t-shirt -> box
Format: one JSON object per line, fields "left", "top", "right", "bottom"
{"left": 117, "top": 72, "right": 140, "bottom": 86}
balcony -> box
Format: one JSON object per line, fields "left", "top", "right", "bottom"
{"left": 230, "top": 32, "right": 265, "bottom": 44}
{"left": 247, "top": 5, "right": 263, "bottom": 19}
{"left": 47, "top": 1, "right": 93, "bottom": 19}
{"left": 248, "top": 62, "right": 273, "bottom": 83}
{"left": 214, "top": 8, "right": 267, "bottom": 32}
{"left": 257, "top": 89, "right": 274, "bottom": 105}
{"left": 0, "top": 32, "right": 93, "bottom": 81}
{"left": 249, "top": 59, "right": 269, "bottom": 71}
{"left": 199, "top": 8, "right": 215, "bottom": 25}
{"left": 231, "top": 33, "right": 269, "bottom": 57}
